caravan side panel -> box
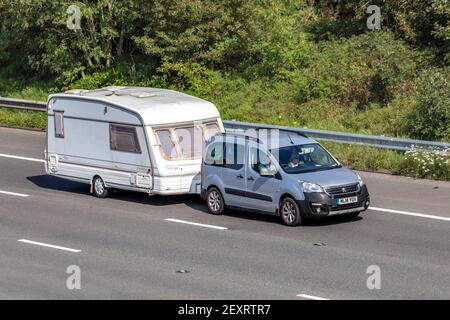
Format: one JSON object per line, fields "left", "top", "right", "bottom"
{"left": 46, "top": 98, "right": 152, "bottom": 192}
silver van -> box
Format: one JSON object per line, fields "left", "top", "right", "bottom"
{"left": 200, "top": 132, "right": 370, "bottom": 226}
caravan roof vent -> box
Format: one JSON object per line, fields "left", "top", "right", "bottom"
{"left": 129, "top": 92, "right": 157, "bottom": 98}
{"left": 104, "top": 86, "right": 127, "bottom": 95}
{"left": 65, "top": 89, "right": 90, "bottom": 95}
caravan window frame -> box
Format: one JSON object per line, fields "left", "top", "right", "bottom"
{"left": 54, "top": 111, "right": 65, "bottom": 138}
{"left": 153, "top": 121, "right": 220, "bottom": 161}
{"left": 109, "top": 123, "right": 142, "bottom": 154}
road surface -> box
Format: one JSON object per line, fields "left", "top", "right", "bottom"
{"left": 0, "top": 127, "right": 449, "bottom": 299}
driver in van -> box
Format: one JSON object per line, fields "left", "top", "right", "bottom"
{"left": 288, "top": 148, "right": 304, "bottom": 168}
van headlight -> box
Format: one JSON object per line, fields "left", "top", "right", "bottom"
{"left": 357, "top": 174, "right": 364, "bottom": 187}
{"left": 301, "top": 182, "right": 324, "bottom": 193}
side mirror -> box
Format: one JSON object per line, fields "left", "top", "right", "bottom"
{"left": 260, "top": 166, "right": 277, "bottom": 177}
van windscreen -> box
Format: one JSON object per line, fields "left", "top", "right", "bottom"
{"left": 271, "top": 143, "right": 341, "bottom": 173}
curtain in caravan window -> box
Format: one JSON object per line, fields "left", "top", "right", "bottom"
{"left": 174, "top": 126, "right": 203, "bottom": 160}
{"left": 205, "top": 123, "right": 219, "bottom": 140}
{"left": 110, "top": 124, "right": 142, "bottom": 153}
{"left": 155, "top": 129, "right": 177, "bottom": 159}
{"left": 54, "top": 112, "right": 64, "bottom": 138}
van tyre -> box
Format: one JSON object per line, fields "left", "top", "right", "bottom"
{"left": 206, "top": 187, "right": 225, "bottom": 215}
{"left": 93, "top": 176, "right": 109, "bottom": 198}
{"left": 280, "top": 197, "right": 302, "bottom": 226}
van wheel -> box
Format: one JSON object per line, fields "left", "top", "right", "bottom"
{"left": 93, "top": 176, "right": 109, "bottom": 198}
{"left": 280, "top": 197, "right": 302, "bottom": 226}
{"left": 206, "top": 187, "right": 225, "bottom": 215}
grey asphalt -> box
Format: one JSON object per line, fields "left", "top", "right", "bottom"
{"left": 0, "top": 126, "right": 449, "bottom": 299}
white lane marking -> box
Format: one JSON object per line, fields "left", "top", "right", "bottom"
{"left": 370, "top": 207, "right": 450, "bottom": 222}
{"left": 297, "top": 294, "right": 330, "bottom": 300}
{"left": 165, "top": 218, "right": 228, "bottom": 230}
{"left": 0, "top": 153, "right": 45, "bottom": 163}
{"left": 18, "top": 239, "right": 82, "bottom": 253}
{"left": 0, "top": 190, "right": 29, "bottom": 197}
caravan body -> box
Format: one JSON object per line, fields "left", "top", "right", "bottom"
{"left": 45, "top": 86, "right": 224, "bottom": 195}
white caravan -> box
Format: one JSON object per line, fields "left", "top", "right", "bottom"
{"left": 45, "top": 86, "right": 224, "bottom": 197}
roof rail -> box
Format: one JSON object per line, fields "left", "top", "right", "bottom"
{"left": 224, "top": 125, "right": 308, "bottom": 139}
{"left": 214, "top": 131, "right": 262, "bottom": 144}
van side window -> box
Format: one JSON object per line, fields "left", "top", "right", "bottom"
{"left": 110, "top": 124, "right": 142, "bottom": 153}
{"left": 54, "top": 111, "right": 64, "bottom": 138}
{"left": 224, "top": 142, "right": 244, "bottom": 170}
{"left": 204, "top": 142, "right": 224, "bottom": 166}
{"left": 155, "top": 129, "right": 177, "bottom": 159}
{"left": 250, "top": 147, "right": 276, "bottom": 174}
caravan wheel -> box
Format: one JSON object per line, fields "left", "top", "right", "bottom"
{"left": 93, "top": 176, "right": 109, "bottom": 198}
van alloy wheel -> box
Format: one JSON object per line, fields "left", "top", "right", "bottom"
{"left": 280, "top": 198, "right": 302, "bottom": 226}
{"left": 206, "top": 187, "right": 224, "bottom": 215}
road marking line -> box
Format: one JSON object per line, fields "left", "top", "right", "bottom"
{"left": 165, "top": 218, "right": 228, "bottom": 230}
{"left": 0, "top": 190, "right": 29, "bottom": 197}
{"left": 18, "top": 239, "right": 81, "bottom": 253}
{"left": 297, "top": 294, "right": 330, "bottom": 300}
{"left": 370, "top": 207, "right": 450, "bottom": 222}
{"left": 0, "top": 153, "right": 45, "bottom": 163}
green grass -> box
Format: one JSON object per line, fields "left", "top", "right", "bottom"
{"left": 0, "top": 107, "right": 46, "bottom": 130}
{"left": 323, "top": 142, "right": 449, "bottom": 181}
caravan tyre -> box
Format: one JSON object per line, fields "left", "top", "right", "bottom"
{"left": 93, "top": 176, "right": 109, "bottom": 198}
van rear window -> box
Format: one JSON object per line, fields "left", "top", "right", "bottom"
{"left": 110, "top": 124, "right": 141, "bottom": 153}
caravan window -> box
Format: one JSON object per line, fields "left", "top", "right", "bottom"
{"left": 154, "top": 121, "right": 220, "bottom": 161}
{"left": 54, "top": 111, "right": 64, "bottom": 138}
{"left": 205, "top": 123, "right": 219, "bottom": 140}
{"left": 110, "top": 124, "right": 142, "bottom": 153}
{"left": 174, "top": 126, "right": 203, "bottom": 159}
{"left": 155, "top": 129, "right": 178, "bottom": 159}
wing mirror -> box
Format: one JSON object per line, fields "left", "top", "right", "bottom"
{"left": 259, "top": 166, "right": 277, "bottom": 177}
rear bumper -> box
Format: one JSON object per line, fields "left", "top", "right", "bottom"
{"left": 297, "top": 185, "right": 370, "bottom": 218}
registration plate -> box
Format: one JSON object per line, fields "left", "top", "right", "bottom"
{"left": 336, "top": 196, "right": 358, "bottom": 205}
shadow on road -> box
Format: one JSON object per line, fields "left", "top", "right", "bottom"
{"left": 27, "top": 175, "right": 90, "bottom": 195}
{"left": 27, "top": 174, "right": 363, "bottom": 227}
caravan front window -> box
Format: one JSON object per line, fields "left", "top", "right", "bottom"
{"left": 154, "top": 121, "right": 220, "bottom": 161}
{"left": 175, "top": 126, "right": 203, "bottom": 159}
{"left": 155, "top": 129, "right": 178, "bottom": 160}
{"left": 205, "top": 123, "right": 219, "bottom": 140}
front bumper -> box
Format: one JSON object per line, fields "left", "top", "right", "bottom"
{"left": 297, "top": 185, "right": 370, "bottom": 219}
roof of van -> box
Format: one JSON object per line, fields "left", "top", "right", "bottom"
{"left": 48, "top": 86, "right": 220, "bottom": 126}
{"left": 214, "top": 131, "right": 316, "bottom": 148}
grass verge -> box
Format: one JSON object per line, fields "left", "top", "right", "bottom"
{"left": 0, "top": 107, "right": 46, "bottom": 130}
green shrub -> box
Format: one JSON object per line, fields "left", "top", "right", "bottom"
{"left": 292, "top": 32, "right": 430, "bottom": 108}
{"left": 406, "top": 69, "right": 450, "bottom": 141}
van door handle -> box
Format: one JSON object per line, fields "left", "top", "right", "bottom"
{"left": 247, "top": 176, "right": 254, "bottom": 181}
{"left": 236, "top": 174, "right": 244, "bottom": 179}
